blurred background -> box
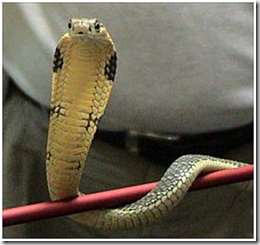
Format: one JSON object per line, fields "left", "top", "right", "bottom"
{"left": 3, "top": 3, "right": 254, "bottom": 238}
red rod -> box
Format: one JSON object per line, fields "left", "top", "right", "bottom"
{"left": 3, "top": 165, "right": 253, "bottom": 227}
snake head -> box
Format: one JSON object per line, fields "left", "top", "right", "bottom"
{"left": 68, "top": 18, "right": 107, "bottom": 39}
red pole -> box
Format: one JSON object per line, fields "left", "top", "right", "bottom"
{"left": 3, "top": 165, "right": 253, "bottom": 227}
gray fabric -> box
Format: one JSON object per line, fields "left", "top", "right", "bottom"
{"left": 3, "top": 3, "right": 253, "bottom": 133}
{"left": 3, "top": 78, "right": 253, "bottom": 239}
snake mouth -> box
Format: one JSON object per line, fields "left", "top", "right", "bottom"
{"left": 72, "top": 32, "right": 99, "bottom": 39}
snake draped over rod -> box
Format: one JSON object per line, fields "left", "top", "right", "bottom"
{"left": 46, "top": 18, "right": 248, "bottom": 230}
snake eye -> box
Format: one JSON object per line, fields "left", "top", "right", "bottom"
{"left": 94, "top": 21, "right": 101, "bottom": 32}
{"left": 68, "top": 20, "right": 72, "bottom": 29}
{"left": 95, "top": 23, "right": 100, "bottom": 30}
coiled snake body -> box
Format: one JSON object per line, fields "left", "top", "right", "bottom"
{"left": 46, "top": 18, "right": 247, "bottom": 230}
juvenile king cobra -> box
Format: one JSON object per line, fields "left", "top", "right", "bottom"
{"left": 46, "top": 18, "right": 247, "bottom": 230}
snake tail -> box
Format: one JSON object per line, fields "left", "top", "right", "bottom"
{"left": 70, "top": 154, "right": 246, "bottom": 230}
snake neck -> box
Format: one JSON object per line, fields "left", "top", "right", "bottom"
{"left": 46, "top": 34, "right": 115, "bottom": 200}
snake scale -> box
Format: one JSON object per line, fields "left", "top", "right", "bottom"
{"left": 46, "top": 18, "right": 247, "bottom": 230}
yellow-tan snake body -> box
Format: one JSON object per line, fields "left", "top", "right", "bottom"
{"left": 46, "top": 18, "right": 247, "bottom": 230}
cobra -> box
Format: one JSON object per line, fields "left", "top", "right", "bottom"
{"left": 46, "top": 18, "right": 247, "bottom": 230}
